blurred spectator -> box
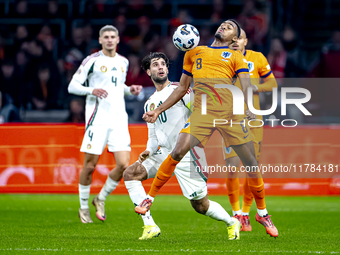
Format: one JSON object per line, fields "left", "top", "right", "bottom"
{"left": 13, "top": 25, "right": 29, "bottom": 52}
{"left": 114, "top": 15, "right": 131, "bottom": 56}
{"left": 237, "top": 0, "right": 269, "bottom": 52}
{"left": 127, "top": 0, "right": 145, "bottom": 18}
{"left": 0, "top": 35, "right": 5, "bottom": 61}
{"left": 282, "top": 26, "right": 305, "bottom": 77}
{"left": 169, "top": 9, "right": 193, "bottom": 36}
{"left": 309, "top": 30, "right": 340, "bottom": 78}
{"left": 125, "top": 54, "right": 153, "bottom": 87}
{"left": 66, "top": 26, "right": 86, "bottom": 56}
{"left": 198, "top": 26, "right": 214, "bottom": 46}
{"left": 0, "top": 91, "right": 21, "bottom": 124}
{"left": 83, "top": 23, "right": 100, "bottom": 55}
{"left": 0, "top": 59, "right": 25, "bottom": 108}
{"left": 30, "top": 63, "right": 60, "bottom": 110}
{"left": 65, "top": 97, "right": 85, "bottom": 123}
{"left": 46, "top": 0, "right": 64, "bottom": 19}
{"left": 162, "top": 40, "right": 184, "bottom": 82}
{"left": 14, "top": 0, "right": 31, "bottom": 18}
{"left": 37, "top": 25, "right": 56, "bottom": 56}
{"left": 211, "top": 0, "right": 224, "bottom": 24}
{"left": 267, "top": 38, "right": 287, "bottom": 86}
{"left": 145, "top": 0, "right": 171, "bottom": 19}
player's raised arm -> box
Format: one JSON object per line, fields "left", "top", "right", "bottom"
{"left": 256, "top": 53, "right": 277, "bottom": 92}
{"left": 142, "top": 72, "right": 191, "bottom": 123}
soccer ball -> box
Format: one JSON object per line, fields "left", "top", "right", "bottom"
{"left": 172, "top": 24, "right": 200, "bottom": 51}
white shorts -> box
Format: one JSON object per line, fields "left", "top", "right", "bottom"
{"left": 80, "top": 123, "right": 131, "bottom": 155}
{"left": 142, "top": 147, "right": 208, "bottom": 200}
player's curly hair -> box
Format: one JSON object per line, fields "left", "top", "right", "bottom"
{"left": 141, "top": 52, "right": 169, "bottom": 73}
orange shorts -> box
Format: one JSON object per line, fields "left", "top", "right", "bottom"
{"left": 180, "top": 109, "right": 252, "bottom": 148}
{"left": 223, "top": 126, "right": 263, "bottom": 161}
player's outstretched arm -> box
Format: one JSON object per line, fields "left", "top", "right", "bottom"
{"left": 142, "top": 73, "right": 191, "bottom": 123}
{"left": 238, "top": 72, "right": 256, "bottom": 120}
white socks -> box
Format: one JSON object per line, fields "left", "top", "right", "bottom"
{"left": 205, "top": 200, "right": 235, "bottom": 226}
{"left": 125, "top": 180, "right": 156, "bottom": 226}
{"left": 79, "top": 184, "right": 91, "bottom": 209}
{"left": 98, "top": 176, "right": 119, "bottom": 201}
{"left": 242, "top": 212, "right": 249, "bottom": 216}
{"left": 233, "top": 210, "right": 242, "bottom": 216}
{"left": 257, "top": 208, "right": 268, "bottom": 217}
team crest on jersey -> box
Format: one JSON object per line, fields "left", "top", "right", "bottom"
{"left": 100, "top": 66, "right": 107, "bottom": 73}
{"left": 247, "top": 61, "right": 254, "bottom": 73}
{"left": 77, "top": 68, "right": 82, "bottom": 74}
{"left": 121, "top": 67, "right": 124, "bottom": 73}
{"left": 87, "top": 144, "right": 92, "bottom": 149}
{"left": 183, "top": 122, "right": 190, "bottom": 129}
{"left": 225, "top": 146, "right": 231, "bottom": 154}
{"left": 150, "top": 103, "right": 155, "bottom": 111}
{"left": 221, "top": 51, "right": 232, "bottom": 59}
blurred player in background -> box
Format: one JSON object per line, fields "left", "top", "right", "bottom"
{"left": 123, "top": 52, "right": 240, "bottom": 240}
{"left": 68, "top": 25, "right": 142, "bottom": 223}
{"left": 223, "top": 29, "right": 278, "bottom": 236}
{"left": 136, "top": 20, "right": 278, "bottom": 237}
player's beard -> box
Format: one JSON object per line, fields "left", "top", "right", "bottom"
{"left": 215, "top": 33, "right": 222, "bottom": 40}
{"left": 152, "top": 75, "right": 168, "bottom": 84}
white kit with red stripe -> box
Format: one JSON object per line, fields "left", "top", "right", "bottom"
{"left": 141, "top": 82, "right": 208, "bottom": 200}
{"left": 69, "top": 50, "right": 130, "bottom": 127}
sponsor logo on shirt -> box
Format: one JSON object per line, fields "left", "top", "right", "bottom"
{"left": 225, "top": 146, "right": 231, "bottom": 154}
{"left": 121, "top": 67, "right": 124, "bottom": 73}
{"left": 100, "top": 66, "right": 107, "bottom": 73}
{"left": 112, "top": 67, "right": 117, "bottom": 71}
{"left": 183, "top": 122, "right": 190, "bottom": 129}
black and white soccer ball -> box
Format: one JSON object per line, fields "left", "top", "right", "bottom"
{"left": 172, "top": 24, "right": 200, "bottom": 51}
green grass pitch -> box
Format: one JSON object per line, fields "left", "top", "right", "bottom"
{"left": 0, "top": 194, "right": 339, "bottom": 254}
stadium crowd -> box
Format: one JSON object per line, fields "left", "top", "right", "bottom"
{"left": 0, "top": 0, "right": 339, "bottom": 124}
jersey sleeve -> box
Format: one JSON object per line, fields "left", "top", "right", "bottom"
{"left": 146, "top": 122, "right": 159, "bottom": 155}
{"left": 258, "top": 53, "right": 273, "bottom": 78}
{"left": 67, "top": 58, "right": 95, "bottom": 96}
{"left": 234, "top": 51, "right": 249, "bottom": 75}
{"left": 182, "top": 51, "right": 194, "bottom": 77}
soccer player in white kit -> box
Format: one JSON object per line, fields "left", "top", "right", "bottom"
{"left": 120, "top": 52, "right": 240, "bottom": 240}
{"left": 68, "top": 25, "right": 142, "bottom": 223}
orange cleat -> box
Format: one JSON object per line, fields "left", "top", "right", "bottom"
{"left": 255, "top": 213, "right": 278, "bottom": 237}
{"left": 135, "top": 198, "right": 153, "bottom": 215}
{"left": 241, "top": 215, "right": 252, "bottom": 231}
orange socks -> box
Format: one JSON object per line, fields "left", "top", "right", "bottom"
{"left": 247, "top": 175, "right": 266, "bottom": 210}
{"left": 148, "top": 154, "right": 179, "bottom": 198}
{"left": 242, "top": 177, "right": 254, "bottom": 213}
{"left": 226, "top": 173, "right": 240, "bottom": 212}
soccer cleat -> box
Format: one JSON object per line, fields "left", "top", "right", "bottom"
{"left": 135, "top": 198, "right": 153, "bottom": 215}
{"left": 241, "top": 215, "right": 252, "bottom": 231}
{"left": 92, "top": 195, "right": 106, "bottom": 221}
{"left": 227, "top": 218, "right": 241, "bottom": 240}
{"left": 78, "top": 208, "right": 93, "bottom": 223}
{"left": 138, "top": 225, "right": 161, "bottom": 240}
{"left": 255, "top": 213, "right": 278, "bottom": 237}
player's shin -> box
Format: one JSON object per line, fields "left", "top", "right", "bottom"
{"left": 98, "top": 176, "right": 119, "bottom": 201}
{"left": 148, "top": 154, "right": 179, "bottom": 198}
{"left": 247, "top": 173, "right": 267, "bottom": 215}
{"left": 226, "top": 172, "right": 241, "bottom": 215}
{"left": 125, "top": 180, "right": 155, "bottom": 226}
{"left": 242, "top": 177, "right": 253, "bottom": 215}
{"left": 79, "top": 184, "right": 91, "bottom": 209}
{"left": 205, "top": 200, "right": 235, "bottom": 226}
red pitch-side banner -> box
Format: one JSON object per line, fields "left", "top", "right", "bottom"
{"left": 0, "top": 124, "right": 339, "bottom": 195}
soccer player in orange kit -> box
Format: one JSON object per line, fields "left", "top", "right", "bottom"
{"left": 223, "top": 29, "right": 277, "bottom": 235}
{"left": 136, "top": 20, "right": 278, "bottom": 238}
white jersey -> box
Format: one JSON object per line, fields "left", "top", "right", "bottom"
{"left": 144, "top": 82, "right": 193, "bottom": 160}
{"left": 68, "top": 50, "right": 130, "bottom": 127}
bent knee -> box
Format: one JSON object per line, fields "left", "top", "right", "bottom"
{"left": 123, "top": 163, "right": 146, "bottom": 181}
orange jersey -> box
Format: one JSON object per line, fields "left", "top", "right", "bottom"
{"left": 234, "top": 50, "right": 276, "bottom": 120}
{"left": 183, "top": 46, "right": 249, "bottom": 113}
